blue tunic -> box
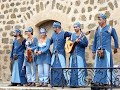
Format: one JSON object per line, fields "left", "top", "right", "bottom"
{"left": 10, "top": 38, "right": 27, "bottom": 84}
{"left": 24, "top": 37, "right": 38, "bottom": 83}
{"left": 36, "top": 39, "right": 51, "bottom": 65}
{"left": 24, "top": 37, "right": 38, "bottom": 66}
{"left": 68, "top": 32, "right": 88, "bottom": 87}
{"left": 92, "top": 24, "right": 119, "bottom": 84}
{"left": 50, "top": 30, "right": 71, "bottom": 86}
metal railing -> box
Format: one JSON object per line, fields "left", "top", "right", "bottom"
{"left": 50, "top": 67, "right": 120, "bottom": 90}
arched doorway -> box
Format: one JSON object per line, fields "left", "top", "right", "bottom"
{"left": 25, "top": 11, "right": 72, "bottom": 67}
{"left": 38, "top": 20, "right": 56, "bottom": 38}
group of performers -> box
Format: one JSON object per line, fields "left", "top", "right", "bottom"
{"left": 9, "top": 13, "right": 119, "bottom": 89}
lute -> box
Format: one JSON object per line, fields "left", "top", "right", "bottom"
{"left": 65, "top": 31, "right": 91, "bottom": 53}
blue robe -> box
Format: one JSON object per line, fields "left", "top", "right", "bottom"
{"left": 50, "top": 31, "right": 71, "bottom": 86}
{"left": 36, "top": 39, "right": 51, "bottom": 65}
{"left": 92, "top": 24, "right": 119, "bottom": 84}
{"left": 68, "top": 32, "right": 88, "bottom": 87}
{"left": 10, "top": 38, "right": 27, "bottom": 84}
{"left": 24, "top": 37, "right": 38, "bottom": 83}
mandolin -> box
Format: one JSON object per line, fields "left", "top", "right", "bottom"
{"left": 65, "top": 31, "right": 91, "bottom": 53}
{"left": 27, "top": 49, "right": 33, "bottom": 63}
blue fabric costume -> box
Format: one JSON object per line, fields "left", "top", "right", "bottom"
{"left": 24, "top": 27, "right": 38, "bottom": 83}
{"left": 92, "top": 14, "right": 119, "bottom": 84}
{"left": 10, "top": 29, "right": 27, "bottom": 84}
{"left": 50, "top": 22, "right": 72, "bottom": 86}
{"left": 36, "top": 28, "right": 51, "bottom": 84}
{"left": 68, "top": 22, "right": 88, "bottom": 87}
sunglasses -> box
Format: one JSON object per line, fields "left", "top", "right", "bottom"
{"left": 98, "top": 17, "right": 104, "bottom": 21}
{"left": 74, "top": 26, "right": 78, "bottom": 28}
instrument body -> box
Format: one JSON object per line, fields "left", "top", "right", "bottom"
{"left": 27, "top": 49, "right": 33, "bottom": 63}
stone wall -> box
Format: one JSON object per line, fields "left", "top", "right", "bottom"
{"left": 0, "top": 0, "right": 120, "bottom": 82}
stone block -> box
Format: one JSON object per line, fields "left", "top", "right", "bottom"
{"left": 5, "top": 25, "right": 11, "bottom": 30}
{"left": 0, "top": 15, "right": 4, "bottom": 19}
{"left": 75, "top": 0, "right": 80, "bottom": 6}
{"left": 108, "top": 2, "right": 114, "bottom": 10}
{"left": 2, "top": 38, "right": 9, "bottom": 44}
{"left": 88, "top": 7, "right": 92, "bottom": 12}
{"left": 74, "top": 9, "right": 78, "bottom": 14}
{"left": 66, "top": 7, "right": 71, "bottom": 14}
{"left": 36, "top": 4, "right": 39, "bottom": 13}
{"left": 81, "top": 8, "right": 85, "bottom": 13}
{"left": 81, "top": 15, "right": 86, "bottom": 21}
{"left": 2, "top": 32, "right": 7, "bottom": 37}
{"left": 20, "top": 7, "right": 26, "bottom": 12}
{"left": 99, "top": 7, "right": 107, "bottom": 11}
{"left": 11, "top": 14, "right": 16, "bottom": 18}
{"left": 7, "top": 20, "right": 15, "bottom": 24}
{"left": 90, "top": 0, "right": 94, "bottom": 5}
{"left": 52, "top": 0, "right": 55, "bottom": 9}
{"left": 88, "top": 23, "right": 96, "bottom": 29}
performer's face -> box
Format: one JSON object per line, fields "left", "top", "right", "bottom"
{"left": 74, "top": 26, "right": 80, "bottom": 33}
{"left": 26, "top": 31, "right": 32, "bottom": 36}
{"left": 13, "top": 32, "right": 19, "bottom": 37}
{"left": 53, "top": 27, "right": 60, "bottom": 33}
{"left": 98, "top": 17, "right": 106, "bottom": 26}
{"left": 40, "top": 34, "right": 46, "bottom": 38}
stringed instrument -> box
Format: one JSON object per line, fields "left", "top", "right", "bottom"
{"left": 65, "top": 31, "right": 91, "bottom": 53}
{"left": 27, "top": 49, "right": 33, "bottom": 63}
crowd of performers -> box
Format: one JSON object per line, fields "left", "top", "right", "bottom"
{"left": 9, "top": 13, "right": 119, "bottom": 89}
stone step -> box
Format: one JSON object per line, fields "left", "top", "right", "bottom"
{"left": 0, "top": 83, "right": 120, "bottom": 90}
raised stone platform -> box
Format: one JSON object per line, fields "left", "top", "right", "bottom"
{"left": 0, "top": 83, "right": 120, "bottom": 90}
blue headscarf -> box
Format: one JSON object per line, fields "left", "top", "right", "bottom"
{"left": 73, "top": 22, "right": 81, "bottom": 28}
{"left": 53, "top": 22, "right": 61, "bottom": 28}
{"left": 25, "top": 27, "right": 33, "bottom": 32}
{"left": 39, "top": 28, "right": 46, "bottom": 35}
{"left": 15, "top": 29, "right": 21, "bottom": 34}
{"left": 98, "top": 13, "right": 107, "bottom": 19}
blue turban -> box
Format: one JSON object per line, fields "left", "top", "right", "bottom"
{"left": 40, "top": 28, "right": 46, "bottom": 35}
{"left": 53, "top": 22, "right": 61, "bottom": 28}
{"left": 98, "top": 13, "right": 107, "bottom": 19}
{"left": 25, "top": 27, "right": 33, "bottom": 32}
{"left": 73, "top": 22, "right": 81, "bottom": 28}
{"left": 15, "top": 29, "right": 21, "bottom": 34}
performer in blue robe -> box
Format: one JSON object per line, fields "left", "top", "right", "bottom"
{"left": 68, "top": 22, "right": 88, "bottom": 87}
{"left": 24, "top": 27, "right": 38, "bottom": 86}
{"left": 50, "top": 22, "right": 72, "bottom": 87}
{"left": 92, "top": 13, "right": 119, "bottom": 87}
{"left": 10, "top": 29, "right": 27, "bottom": 86}
{"left": 35, "top": 28, "right": 51, "bottom": 87}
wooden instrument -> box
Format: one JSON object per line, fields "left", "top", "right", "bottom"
{"left": 27, "top": 49, "right": 33, "bottom": 63}
{"left": 65, "top": 31, "right": 91, "bottom": 53}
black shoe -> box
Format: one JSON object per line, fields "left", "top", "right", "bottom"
{"left": 37, "top": 82, "right": 43, "bottom": 87}
{"left": 30, "top": 82, "right": 35, "bottom": 87}
{"left": 17, "top": 83, "right": 23, "bottom": 86}
{"left": 27, "top": 82, "right": 32, "bottom": 86}
{"left": 42, "top": 83, "right": 48, "bottom": 87}
{"left": 8, "top": 83, "right": 17, "bottom": 86}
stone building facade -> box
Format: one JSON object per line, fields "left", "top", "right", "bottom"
{"left": 0, "top": 0, "right": 120, "bottom": 82}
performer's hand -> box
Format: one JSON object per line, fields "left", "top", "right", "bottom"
{"left": 24, "top": 53, "right": 27, "bottom": 57}
{"left": 38, "top": 51, "right": 42, "bottom": 54}
{"left": 34, "top": 51, "right": 38, "bottom": 55}
{"left": 114, "top": 48, "right": 118, "bottom": 54}
{"left": 92, "top": 53, "right": 95, "bottom": 59}
{"left": 75, "top": 38, "right": 80, "bottom": 43}
{"left": 10, "top": 60, "right": 13, "bottom": 64}
{"left": 10, "top": 58, "right": 13, "bottom": 61}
